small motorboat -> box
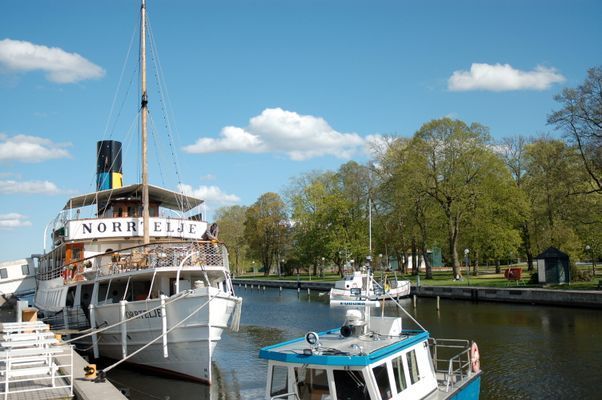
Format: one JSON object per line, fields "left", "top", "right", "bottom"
{"left": 260, "top": 279, "right": 481, "bottom": 400}
{"left": 329, "top": 269, "right": 411, "bottom": 304}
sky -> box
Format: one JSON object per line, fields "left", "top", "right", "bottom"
{"left": 0, "top": 0, "right": 600, "bottom": 260}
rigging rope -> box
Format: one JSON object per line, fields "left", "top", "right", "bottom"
{"left": 61, "top": 290, "right": 190, "bottom": 345}
{"left": 370, "top": 275, "right": 427, "bottom": 332}
{"left": 101, "top": 293, "right": 219, "bottom": 374}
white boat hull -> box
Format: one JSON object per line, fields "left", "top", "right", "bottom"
{"left": 91, "top": 288, "right": 237, "bottom": 383}
{"left": 36, "top": 280, "right": 240, "bottom": 383}
{"left": 329, "top": 283, "right": 411, "bottom": 301}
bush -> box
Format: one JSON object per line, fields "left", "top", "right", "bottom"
{"left": 528, "top": 272, "right": 539, "bottom": 284}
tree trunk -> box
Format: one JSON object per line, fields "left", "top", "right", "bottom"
{"left": 411, "top": 238, "right": 418, "bottom": 275}
{"left": 473, "top": 250, "right": 479, "bottom": 276}
{"left": 422, "top": 243, "right": 433, "bottom": 279}
{"left": 449, "top": 216, "right": 460, "bottom": 278}
{"left": 521, "top": 222, "right": 534, "bottom": 271}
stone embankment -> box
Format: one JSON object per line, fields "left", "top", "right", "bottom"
{"left": 232, "top": 279, "right": 602, "bottom": 309}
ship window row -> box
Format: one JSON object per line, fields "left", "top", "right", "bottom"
{"left": 268, "top": 347, "right": 426, "bottom": 400}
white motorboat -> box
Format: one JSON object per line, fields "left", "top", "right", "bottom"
{"left": 261, "top": 285, "right": 481, "bottom": 400}
{"left": 329, "top": 269, "right": 411, "bottom": 303}
{"left": 0, "top": 258, "right": 36, "bottom": 299}
{"left": 33, "top": 0, "right": 241, "bottom": 384}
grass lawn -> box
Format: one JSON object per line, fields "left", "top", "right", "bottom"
{"left": 235, "top": 264, "right": 602, "bottom": 291}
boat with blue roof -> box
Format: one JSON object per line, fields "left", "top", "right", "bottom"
{"left": 260, "top": 286, "right": 481, "bottom": 400}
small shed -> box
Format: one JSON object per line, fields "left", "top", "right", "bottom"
{"left": 536, "top": 247, "right": 570, "bottom": 284}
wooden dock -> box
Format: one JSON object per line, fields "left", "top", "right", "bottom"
{"left": 0, "top": 321, "right": 126, "bottom": 400}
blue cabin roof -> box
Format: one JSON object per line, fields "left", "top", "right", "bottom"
{"left": 259, "top": 329, "right": 429, "bottom": 367}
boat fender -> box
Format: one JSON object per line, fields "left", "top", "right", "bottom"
{"left": 470, "top": 341, "right": 480, "bottom": 373}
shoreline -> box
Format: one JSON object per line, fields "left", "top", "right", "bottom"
{"left": 232, "top": 278, "right": 602, "bottom": 309}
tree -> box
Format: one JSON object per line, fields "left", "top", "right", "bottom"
{"left": 408, "top": 118, "right": 499, "bottom": 278}
{"left": 548, "top": 66, "right": 602, "bottom": 194}
{"left": 500, "top": 135, "right": 535, "bottom": 270}
{"left": 244, "top": 193, "right": 288, "bottom": 276}
{"left": 215, "top": 205, "right": 248, "bottom": 275}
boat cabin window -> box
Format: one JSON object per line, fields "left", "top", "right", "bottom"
{"left": 333, "top": 370, "right": 368, "bottom": 400}
{"left": 0, "top": 268, "right": 7, "bottom": 279}
{"left": 295, "top": 367, "right": 331, "bottom": 400}
{"left": 372, "top": 364, "right": 392, "bottom": 400}
{"left": 270, "top": 365, "right": 288, "bottom": 398}
{"left": 391, "top": 355, "right": 407, "bottom": 393}
{"left": 21, "top": 264, "right": 29, "bottom": 275}
{"left": 406, "top": 350, "right": 420, "bottom": 385}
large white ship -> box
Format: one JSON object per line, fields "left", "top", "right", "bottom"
{"left": 33, "top": 0, "right": 241, "bottom": 384}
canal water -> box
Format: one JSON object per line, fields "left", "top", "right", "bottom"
{"left": 104, "top": 287, "right": 601, "bottom": 399}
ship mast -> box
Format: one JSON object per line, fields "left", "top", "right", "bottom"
{"left": 140, "top": 0, "right": 150, "bottom": 244}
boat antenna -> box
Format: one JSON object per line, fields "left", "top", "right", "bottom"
{"left": 140, "top": 0, "right": 150, "bottom": 244}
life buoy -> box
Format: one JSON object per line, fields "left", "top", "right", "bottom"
{"left": 470, "top": 341, "right": 480, "bottom": 373}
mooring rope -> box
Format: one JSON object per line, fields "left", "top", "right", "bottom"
{"left": 101, "top": 292, "right": 220, "bottom": 374}
{"left": 370, "top": 276, "right": 427, "bottom": 332}
{"left": 61, "top": 290, "right": 190, "bottom": 345}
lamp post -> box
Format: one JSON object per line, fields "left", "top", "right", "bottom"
{"left": 464, "top": 249, "right": 470, "bottom": 285}
{"left": 321, "top": 257, "right": 325, "bottom": 278}
{"left": 252, "top": 261, "right": 256, "bottom": 276}
{"left": 586, "top": 245, "right": 595, "bottom": 277}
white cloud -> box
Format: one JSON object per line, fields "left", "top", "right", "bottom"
{"left": 448, "top": 63, "right": 565, "bottom": 92}
{"left": 0, "top": 134, "right": 71, "bottom": 163}
{"left": 178, "top": 184, "right": 240, "bottom": 207}
{"left": 200, "top": 174, "right": 216, "bottom": 181}
{"left": 0, "top": 213, "right": 31, "bottom": 229}
{"left": 0, "top": 39, "right": 105, "bottom": 83}
{"left": 0, "top": 179, "right": 63, "bottom": 195}
{"left": 184, "top": 108, "right": 365, "bottom": 160}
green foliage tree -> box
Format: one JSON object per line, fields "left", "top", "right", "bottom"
{"left": 244, "top": 192, "right": 288, "bottom": 276}
{"left": 215, "top": 205, "right": 248, "bottom": 275}
{"left": 548, "top": 66, "right": 602, "bottom": 194}
{"left": 407, "top": 118, "right": 500, "bottom": 278}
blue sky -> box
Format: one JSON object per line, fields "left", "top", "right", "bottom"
{"left": 1, "top": 0, "right": 600, "bottom": 260}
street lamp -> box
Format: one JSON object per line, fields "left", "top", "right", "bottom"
{"left": 586, "top": 245, "right": 596, "bottom": 277}
{"left": 321, "top": 257, "right": 325, "bottom": 278}
{"left": 464, "top": 249, "right": 470, "bottom": 284}
{"left": 252, "top": 261, "right": 256, "bottom": 276}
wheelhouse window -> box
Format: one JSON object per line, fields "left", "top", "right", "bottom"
{"left": 0, "top": 268, "right": 7, "bottom": 279}
{"left": 392, "top": 355, "right": 407, "bottom": 393}
{"left": 270, "top": 365, "right": 289, "bottom": 398}
{"left": 372, "top": 364, "right": 392, "bottom": 400}
{"left": 21, "top": 264, "right": 30, "bottom": 276}
{"left": 406, "top": 350, "right": 420, "bottom": 385}
{"left": 295, "top": 367, "right": 331, "bottom": 400}
{"left": 333, "top": 370, "right": 368, "bottom": 400}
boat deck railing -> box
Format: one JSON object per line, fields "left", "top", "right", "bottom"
{"left": 270, "top": 393, "right": 300, "bottom": 400}
{"left": 429, "top": 338, "right": 472, "bottom": 392}
{"left": 37, "top": 241, "right": 229, "bottom": 281}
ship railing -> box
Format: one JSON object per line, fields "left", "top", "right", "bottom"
{"left": 428, "top": 338, "right": 472, "bottom": 392}
{"left": 270, "top": 393, "right": 300, "bottom": 400}
{"left": 42, "top": 306, "right": 91, "bottom": 333}
{"left": 84, "top": 241, "right": 227, "bottom": 279}
{"left": 37, "top": 241, "right": 229, "bottom": 282}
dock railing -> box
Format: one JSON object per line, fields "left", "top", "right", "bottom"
{"left": 0, "top": 322, "right": 74, "bottom": 400}
{"left": 428, "top": 338, "right": 472, "bottom": 392}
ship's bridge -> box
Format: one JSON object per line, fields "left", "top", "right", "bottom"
{"left": 54, "top": 184, "right": 207, "bottom": 242}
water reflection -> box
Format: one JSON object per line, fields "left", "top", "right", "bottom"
{"left": 105, "top": 287, "right": 602, "bottom": 399}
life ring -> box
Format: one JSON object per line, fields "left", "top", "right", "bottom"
{"left": 470, "top": 341, "right": 480, "bottom": 373}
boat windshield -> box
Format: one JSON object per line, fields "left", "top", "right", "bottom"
{"left": 333, "top": 370, "right": 368, "bottom": 400}
{"left": 295, "top": 367, "right": 331, "bottom": 400}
